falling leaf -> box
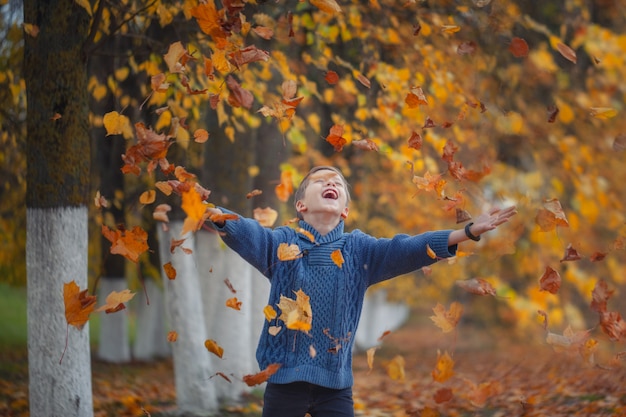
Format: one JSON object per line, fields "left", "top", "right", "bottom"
{"left": 433, "top": 387, "right": 453, "bottom": 404}
{"left": 181, "top": 187, "right": 209, "bottom": 235}
{"left": 226, "top": 297, "right": 242, "bottom": 311}
{"left": 94, "top": 191, "right": 109, "bottom": 209}
{"left": 613, "top": 134, "right": 626, "bottom": 151}
{"left": 432, "top": 350, "right": 455, "bottom": 383}
{"left": 407, "top": 131, "right": 423, "bottom": 150}
{"left": 600, "top": 311, "right": 626, "bottom": 342}
{"left": 386, "top": 355, "right": 405, "bottom": 381}
{"left": 325, "top": 70, "right": 339, "bottom": 84}
{"left": 309, "top": 345, "right": 317, "bottom": 358}
{"left": 277, "top": 289, "right": 312, "bottom": 332}
{"left": 457, "top": 40, "right": 477, "bottom": 55}
{"left": 210, "top": 372, "right": 232, "bottom": 383}
{"left": 163, "top": 41, "right": 190, "bottom": 74}
{"left": 556, "top": 42, "right": 577, "bottom": 64}
{"left": 589, "top": 107, "right": 617, "bottom": 120}
{"left": 228, "top": 46, "right": 270, "bottom": 69}
{"left": 139, "top": 190, "right": 156, "bottom": 205}
{"left": 246, "top": 189, "right": 263, "bottom": 199}
{"left": 226, "top": 75, "right": 254, "bottom": 109}
{"left": 243, "top": 363, "right": 282, "bottom": 386}
{"left": 325, "top": 124, "right": 347, "bottom": 152}
{"left": 456, "top": 278, "right": 497, "bottom": 296}
{"left": 205, "top": 339, "right": 224, "bottom": 358}
{"left": 64, "top": 281, "right": 96, "bottom": 330}
{"left": 103, "top": 111, "right": 131, "bottom": 136}
{"left": 275, "top": 169, "right": 294, "bottom": 202}
{"left": 310, "top": 0, "right": 342, "bottom": 14}
{"left": 277, "top": 243, "right": 303, "bottom": 261}
{"left": 331, "top": 249, "right": 344, "bottom": 268}
{"left": 465, "top": 379, "right": 502, "bottom": 408}
{"left": 509, "top": 37, "right": 529, "bottom": 57}
{"left": 430, "top": 302, "right": 463, "bottom": 333}
{"left": 23, "top": 23, "right": 39, "bottom": 37}
{"left": 560, "top": 243, "right": 582, "bottom": 262}
{"left": 405, "top": 86, "right": 428, "bottom": 108}
{"left": 190, "top": 1, "right": 229, "bottom": 41}
{"left": 352, "top": 139, "right": 379, "bottom": 152}
{"left": 264, "top": 305, "right": 277, "bottom": 321}
{"left": 455, "top": 208, "right": 472, "bottom": 223}
{"left": 535, "top": 198, "right": 569, "bottom": 231}
{"left": 539, "top": 266, "right": 561, "bottom": 294}
{"left": 252, "top": 26, "right": 274, "bottom": 40}
{"left": 209, "top": 213, "right": 239, "bottom": 223}
{"left": 163, "top": 262, "right": 177, "bottom": 280}
{"left": 355, "top": 73, "right": 371, "bottom": 88}
{"left": 366, "top": 347, "right": 378, "bottom": 372}
{"left": 96, "top": 289, "right": 136, "bottom": 314}
{"left": 167, "top": 331, "right": 178, "bottom": 342}
{"left": 153, "top": 204, "right": 172, "bottom": 223}
{"left": 591, "top": 279, "right": 613, "bottom": 313}
{"left": 193, "top": 129, "right": 209, "bottom": 143}
{"left": 254, "top": 207, "right": 278, "bottom": 227}
{"left": 102, "top": 225, "right": 149, "bottom": 263}
{"left": 224, "top": 278, "right": 237, "bottom": 294}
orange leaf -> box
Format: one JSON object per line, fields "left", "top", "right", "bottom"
{"left": 275, "top": 170, "right": 294, "bottom": 202}
{"left": 167, "top": 331, "right": 178, "bottom": 342}
{"left": 226, "top": 297, "right": 242, "bottom": 311}
{"left": 163, "top": 262, "right": 177, "bottom": 280}
{"left": 190, "top": 1, "right": 228, "bottom": 41}
{"left": 432, "top": 350, "right": 455, "bottom": 383}
{"left": 325, "top": 70, "right": 339, "bottom": 84}
{"left": 277, "top": 289, "right": 312, "bottom": 332}
{"left": 96, "top": 289, "right": 136, "bottom": 314}
{"left": 310, "top": 0, "right": 342, "bottom": 14}
{"left": 139, "top": 190, "right": 156, "bottom": 205}
{"left": 193, "top": 129, "right": 209, "bottom": 143}
{"left": 325, "top": 124, "right": 347, "bottom": 152}
{"left": 386, "top": 355, "right": 405, "bottom": 381}
{"left": 535, "top": 198, "right": 569, "bottom": 231}
{"left": 331, "top": 249, "right": 344, "bottom": 268}
{"left": 205, "top": 339, "right": 224, "bottom": 358}
{"left": 182, "top": 187, "right": 209, "bottom": 235}
{"left": 102, "top": 225, "right": 149, "bottom": 263}
{"left": 243, "top": 363, "right": 282, "bottom": 386}
{"left": 64, "top": 281, "right": 96, "bottom": 330}
{"left": 264, "top": 305, "right": 277, "bottom": 321}
{"left": 277, "top": 243, "right": 303, "bottom": 261}
{"left": 539, "top": 265, "right": 561, "bottom": 294}
{"left": 254, "top": 207, "right": 278, "bottom": 227}
{"left": 430, "top": 302, "right": 463, "bottom": 333}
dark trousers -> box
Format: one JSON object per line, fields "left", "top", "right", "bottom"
{"left": 261, "top": 381, "right": 354, "bottom": 417}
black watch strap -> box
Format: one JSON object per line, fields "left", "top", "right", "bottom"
{"left": 464, "top": 222, "right": 481, "bottom": 241}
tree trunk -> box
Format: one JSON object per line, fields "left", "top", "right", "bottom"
{"left": 132, "top": 278, "right": 170, "bottom": 361}
{"left": 24, "top": 0, "right": 93, "bottom": 415}
{"left": 158, "top": 221, "right": 217, "bottom": 414}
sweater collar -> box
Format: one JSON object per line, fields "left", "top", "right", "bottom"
{"left": 298, "top": 220, "right": 344, "bottom": 244}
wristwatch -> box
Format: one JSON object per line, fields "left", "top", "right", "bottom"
{"left": 464, "top": 222, "right": 481, "bottom": 241}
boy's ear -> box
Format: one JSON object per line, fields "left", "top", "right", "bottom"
{"left": 340, "top": 206, "right": 349, "bottom": 219}
{"left": 295, "top": 200, "right": 307, "bottom": 214}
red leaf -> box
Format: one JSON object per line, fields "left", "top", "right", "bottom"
{"left": 539, "top": 266, "right": 561, "bottom": 294}
{"left": 509, "top": 37, "right": 529, "bottom": 57}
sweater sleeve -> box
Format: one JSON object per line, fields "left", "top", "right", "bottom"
{"left": 209, "top": 208, "right": 284, "bottom": 277}
{"left": 355, "top": 229, "right": 457, "bottom": 286}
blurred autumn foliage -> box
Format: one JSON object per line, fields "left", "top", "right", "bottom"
{"left": 2, "top": 0, "right": 626, "bottom": 414}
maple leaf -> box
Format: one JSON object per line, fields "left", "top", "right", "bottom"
{"left": 455, "top": 278, "right": 497, "bottom": 296}
{"left": 325, "top": 124, "right": 347, "bottom": 152}
{"left": 96, "top": 289, "right": 136, "bottom": 314}
{"left": 64, "top": 281, "right": 96, "bottom": 330}
{"left": 432, "top": 350, "right": 454, "bottom": 383}
{"left": 243, "top": 363, "right": 282, "bottom": 386}
{"left": 102, "top": 224, "right": 149, "bottom": 263}
{"left": 539, "top": 266, "right": 561, "bottom": 294}
{"left": 412, "top": 172, "right": 446, "bottom": 196}
{"left": 205, "top": 339, "right": 224, "bottom": 358}
{"left": 277, "top": 243, "right": 303, "bottom": 261}
{"left": 277, "top": 289, "right": 312, "bottom": 333}
{"left": 190, "top": 1, "right": 229, "bottom": 41}
{"left": 430, "top": 302, "right": 463, "bottom": 333}
{"left": 181, "top": 186, "right": 209, "bottom": 235}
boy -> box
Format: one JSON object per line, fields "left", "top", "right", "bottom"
{"left": 207, "top": 166, "right": 517, "bottom": 417}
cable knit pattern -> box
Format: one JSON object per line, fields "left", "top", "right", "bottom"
{"left": 213, "top": 209, "right": 457, "bottom": 389}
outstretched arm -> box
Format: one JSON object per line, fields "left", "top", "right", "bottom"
{"left": 448, "top": 205, "right": 517, "bottom": 246}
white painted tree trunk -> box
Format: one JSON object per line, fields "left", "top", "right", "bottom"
{"left": 354, "top": 289, "right": 410, "bottom": 351}
{"left": 196, "top": 230, "right": 256, "bottom": 402}
{"left": 132, "top": 278, "right": 170, "bottom": 361}
{"left": 27, "top": 207, "right": 93, "bottom": 417}
{"left": 97, "top": 278, "right": 131, "bottom": 363}
{"left": 158, "top": 222, "right": 217, "bottom": 415}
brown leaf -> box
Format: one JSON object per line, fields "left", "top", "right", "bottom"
{"left": 539, "top": 266, "right": 561, "bottom": 294}
{"left": 456, "top": 278, "right": 497, "bottom": 296}
{"left": 591, "top": 279, "right": 614, "bottom": 313}
{"left": 509, "top": 37, "right": 529, "bottom": 57}
{"left": 430, "top": 302, "right": 463, "bottom": 333}
{"left": 96, "top": 289, "right": 136, "bottom": 314}
{"left": 560, "top": 243, "right": 582, "bottom": 262}
{"left": 556, "top": 42, "right": 577, "bottom": 64}
{"left": 243, "top": 363, "right": 282, "bottom": 386}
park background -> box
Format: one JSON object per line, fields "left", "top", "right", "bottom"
{"left": 1, "top": 0, "right": 625, "bottom": 416}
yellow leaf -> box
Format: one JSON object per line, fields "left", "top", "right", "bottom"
{"left": 331, "top": 249, "right": 344, "bottom": 268}
{"left": 264, "top": 305, "right": 277, "bottom": 321}
{"left": 310, "top": 0, "right": 342, "bottom": 14}
{"left": 74, "top": 0, "right": 92, "bottom": 16}
{"left": 589, "top": 107, "right": 617, "bottom": 120}
{"left": 432, "top": 350, "right": 455, "bottom": 382}
{"left": 277, "top": 243, "right": 303, "bottom": 261}
{"left": 139, "top": 190, "right": 156, "bottom": 205}
{"left": 386, "top": 355, "right": 405, "bottom": 381}
{"left": 204, "top": 339, "right": 224, "bottom": 358}
{"left": 426, "top": 244, "right": 437, "bottom": 259}
{"left": 103, "top": 111, "right": 130, "bottom": 136}
{"left": 277, "top": 289, "right": 312, "bottom": 333}
{"left": 430, "top": 302, "right": 463, "bottom": 333}
{"left": 181, "top": 187, "right": 208, "bottom": 235}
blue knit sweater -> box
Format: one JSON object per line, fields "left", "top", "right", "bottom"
{"left": 214, "top": 210, "right": 457, "bottom": 390}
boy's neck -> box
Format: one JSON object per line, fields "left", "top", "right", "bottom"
{"left": 302, "top": 213, "right": 342, "bottom": 236}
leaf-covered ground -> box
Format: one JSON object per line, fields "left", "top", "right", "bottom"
{"left": 2, "top": 317, "right": 625, "bottom": 417}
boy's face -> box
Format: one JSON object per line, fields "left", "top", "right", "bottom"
{"left": 296, "top": 169, "right": 349, "bottom": 220}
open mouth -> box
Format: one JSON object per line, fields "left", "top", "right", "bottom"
{"left": 322, "top": 189, "right": 338, "bottom": 200}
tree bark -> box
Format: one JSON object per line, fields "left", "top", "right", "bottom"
{"left": 24, "top": 0, "right": 93, "bottom": 415}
